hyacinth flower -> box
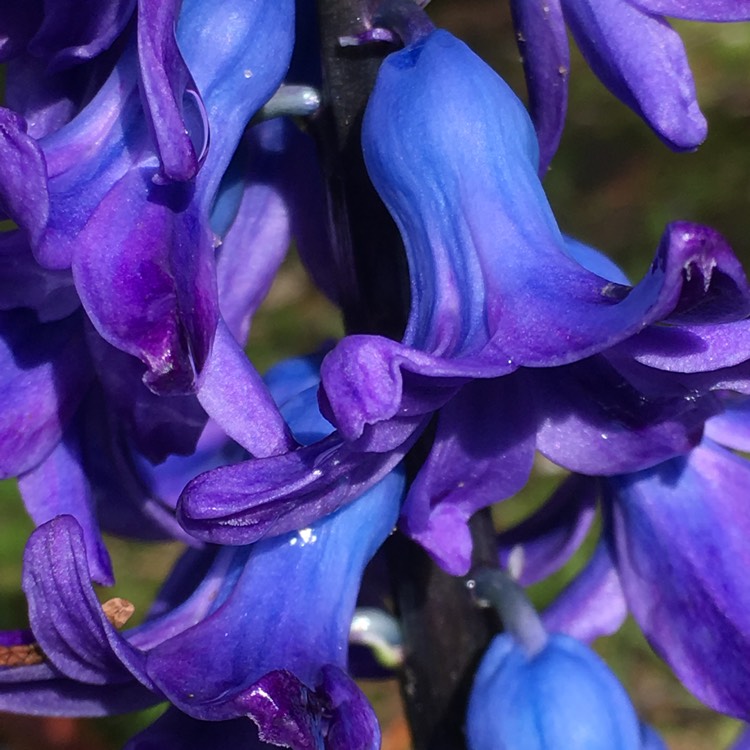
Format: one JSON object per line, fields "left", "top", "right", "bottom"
{"left": 0, "top": 0, "right": 294, "bottom": 394}
{"left": 497, "top": 395, "right": 750, "bottom": 720}
{"left": 178, "top": 24, "right": 750, "bottom": 575}
{"left": 510, "top": 0, "right": 750, "bottom": 173}
{"left": 0, "top": 358, "right": 402, "bottom": 749}
{"left": 464, "top": 567, "right": 664, "bottom": 749}
{"left": 0, "top": 110, "right": 317, "bottom": 584}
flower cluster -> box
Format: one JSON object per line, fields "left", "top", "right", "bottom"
{"left": 0, "top": 0, "right": 749, "bottom": 748}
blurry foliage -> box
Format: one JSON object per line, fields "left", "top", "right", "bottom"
{"left": 2, "top": 3, "right": 750, "bottom": 748}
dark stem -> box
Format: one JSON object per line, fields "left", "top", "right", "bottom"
{"left": 314, "top": 2, "right": 499, "bottom": 748}
{"left": 314, "top": 0, "right": 409, "bottom": 338}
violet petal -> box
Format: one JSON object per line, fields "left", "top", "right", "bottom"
{"left": 150, "top": 431, "right": 402, "bottom": 718}
{"left": 531, "top": 356, "right": 716, "bottom": 474}
{"left": 562, "top": 0, "right": 706, "bottom": 149}
{"left": 28, "top": 0, "right": 134, "bottom": 72}
{"left": 137, "top": 0, "right": 206, "bottom": 182}
{"left": 196, "top": 319, "right": 297, "bottom": 457}
{"left": 509, "top": 0, "right": 569, "bottom": 174}
{"left": 402, "top": 376, "right": 536, "bottom": 575}
{"left": 0, "top": 309, "right": 92, "bottom": 478}
{"left": 607, "top": 439, "right": 750, "bottom": 717}
{"left": 497, "top": 474, "right": 598, "bottom": 586}
{"left": 17, "top": 420, "right": 113, "bottom": 585}
{"left": 542, "top": 537, "right": 628, "bottom": 643}
{"left": 0, "top": 107, "right": 50, "bottom": 246}
{"left": 22, "top": 515, "right": 155, "bottom": 689}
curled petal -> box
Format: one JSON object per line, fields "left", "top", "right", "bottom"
{"left": 542, "top": 538, "right": 628, "bottom": 643}
{"left": 152, "top": 439, "right": 403, "bottom": 718}
{"left": 179, "top": 425, "right": 414, "bottom": 546}
{"left": 21, "top": 516, "right": 155, "bottom": 689}
{"left": 72, "top": 170, "right": 218, "bottom": 394}
{"left": 562, "top": 0, "right": 706, "bottom": 149}
{"left": 320, "top": 335, "right": 471, "bottom": 443}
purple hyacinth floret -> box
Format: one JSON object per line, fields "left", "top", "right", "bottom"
{"left": 0, "top": 358, "right": 402, "bottom": 748}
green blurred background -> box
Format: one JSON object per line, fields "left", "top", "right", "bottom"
{"left": 1, "top": 1, "right": 749, "bottom": 747}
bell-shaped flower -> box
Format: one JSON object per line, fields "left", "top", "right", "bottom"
{"left": 467, "top": 632, "right": 647, "bottom": 749}
{"left": 510, "top": 0, "right": 750, "bottom": 172}
{"left": 178, "top": 27, "right": 750, "bottom": 577}
{"left": 0, "top": 358, "right": 403, "bottom": 749}
{"left": 465, "top": 567, "right": 657, "bottom": 749}
{"left": 0, "top": 0, "right": 294, "bottom": 394}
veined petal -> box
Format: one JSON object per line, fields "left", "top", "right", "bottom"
{"left": 561, "top": 0, "right": 706, "bottom": 149}
{"left": 509, "top": 0, "right": 569, "bottom": 173}
{"left": 343, "top": 29, "right": 745, "bottom": 451}
{"left": 607, "top": 439, "right": 750, "bottom": 718}
{"left": 178, "top": 0, "right": 295, "bottom": 208}
{"left": 21, "top": 516, "right": 155, "bottom": 689}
